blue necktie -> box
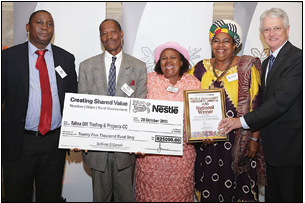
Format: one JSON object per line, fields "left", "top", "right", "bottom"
{"left": 107, "top": 57, "right": 117, "bottom": 96}
{"left": 268, "top": 54, "right": 275, "bottom": 73}
{"left": 266, "top": 54, "right": 275, "bottom": 83}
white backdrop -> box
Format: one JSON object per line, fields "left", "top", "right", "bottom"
{"left": 122, "top": 2, "right": 214, "bottom": 72}
{"left": 35, "top": 2, "right": 106, "bottom": 76}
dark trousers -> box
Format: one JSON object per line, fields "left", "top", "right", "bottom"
{"left": 266, "top": 163, "right": 303, "bottom": 202}
{"left": 2, "top": 129, "right": 66, "bottom": 202}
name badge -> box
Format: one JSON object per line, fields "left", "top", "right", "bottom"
{"left": 55, "top": 66, "right": 67, "bottom": 79}
{"left": 226, "top": 72, "right": 238, "bottom": 82}
{"left": 166, "top": 86, "right": 179, "bottom": 93}
{"left": 121, "top": 83, "right": 134, "bottom": 97}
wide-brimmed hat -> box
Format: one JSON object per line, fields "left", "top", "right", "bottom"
{"left": 154, "top": 42, "right": 189, "bottom": 62}
{"left": 209, "top": 19, "right": 243, "bottom": 48}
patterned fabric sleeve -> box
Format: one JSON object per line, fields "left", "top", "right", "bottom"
{"left": 188, "top": 60, "right": 206, "bottom": 82}
{"left": 232, "top": 56, "right": 266, "bottom": 186}
{"left": 249, "top": 60, "right": 266, "bottom": 187}
{"left": 249, "top": 64, "right": 262, "bottom": 111}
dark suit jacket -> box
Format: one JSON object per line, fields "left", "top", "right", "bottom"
{"left": 244, "top": 41, "right": 302, "bottom": 167}
{"left": 2, "top": 42, "right": 78, "bottom": 162}
{"left": 78, "top": 52, "right": 147, "bottom": 172}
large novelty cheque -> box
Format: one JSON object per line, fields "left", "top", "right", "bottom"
{"left": 59, "top": 93, "right": 183, "bottom": 156}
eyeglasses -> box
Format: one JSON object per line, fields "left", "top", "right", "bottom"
{"left": 262, "top": 27, "right": 286, "bottom": 34}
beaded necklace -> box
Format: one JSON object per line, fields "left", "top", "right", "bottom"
{"left": 212, "top": 56, "right": 234, "bottom": 83}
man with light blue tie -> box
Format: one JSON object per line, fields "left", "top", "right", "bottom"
{"left": 219, "top": 8, "right": 302, "bottom": 202}
{"left": 78, "top": 19, "right": 147, "bottom": 202}
{"left": 2, "top": 10, "right": 77, "bottom": 201}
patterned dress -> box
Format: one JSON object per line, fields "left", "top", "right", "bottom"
{"left": 188, "top": 58, "right": 262, "bottom": 202}
{"left": 134, "top": 72, "right": 201, "bottom": 202}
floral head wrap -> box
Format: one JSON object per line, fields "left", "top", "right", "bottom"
{"left": 209, "top": 19, "right": 243, "bottom": 48}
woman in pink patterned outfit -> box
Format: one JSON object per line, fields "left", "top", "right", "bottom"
{"left": 134, "top": 42, "right": 201, "bottom": 202}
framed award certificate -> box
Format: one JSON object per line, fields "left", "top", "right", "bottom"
{"left": 184, "top": 89, "right": 228, "bottom": 143}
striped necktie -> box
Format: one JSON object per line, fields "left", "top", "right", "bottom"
{"left": 107, "top": 56, "right": 117, "bottom": 96}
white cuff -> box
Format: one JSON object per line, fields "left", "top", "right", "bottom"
{"left": 240, "top": 116, "right": 250, "bottom": 129}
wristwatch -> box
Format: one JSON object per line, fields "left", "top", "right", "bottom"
{"left": 249, "top": 137, "right": 260, "bottom": 142}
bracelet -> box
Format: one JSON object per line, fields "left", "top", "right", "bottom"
{"left": 249, "top": 137, "right": 260, "bottom": 142}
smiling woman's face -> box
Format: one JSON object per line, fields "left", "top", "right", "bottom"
{"left": 212, "top": 32, "right": 236, "bottom": 62}
{"left": 160, "top": 48, "right": 183, "bottom": 82}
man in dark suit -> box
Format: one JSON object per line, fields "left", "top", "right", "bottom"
{"left": 78, "top": 19, "right": 147, "bottom": 202}
{"left": 219, "top": 8, "right": 302, "bottom": 202}
{"left": 2, "top": 10, "right": 77, "bottom": 202}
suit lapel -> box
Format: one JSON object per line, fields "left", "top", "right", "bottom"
{"left": 263, "top": 42, "right": 292, "bottom": 100}
{"left": 52, "top": 45, "right": 65, "bottom": 101}
{"left": 261, "top": 60, "right": 268, "bottom": 87}
{"left": 93, "top": 53, "right": 108, "bottom": 95}
{"left": 265, "top": 55, "right": 284, "bottom": 86}
{"left": 265, "top": 42, "right": 291, "bottom": 87}
{"left": 116, "top": 53, "right": 133, "bottom": 97}
{"left": 18, "top": 42, "right": 30, "bottom": 98}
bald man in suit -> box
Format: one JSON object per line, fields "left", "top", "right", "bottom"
{"left": 78, "top": 19, "right": 147, "bottom": 202}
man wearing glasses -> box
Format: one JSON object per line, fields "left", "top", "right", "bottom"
{"left": 219, "top": 8, "right": 302, "bottom": 202}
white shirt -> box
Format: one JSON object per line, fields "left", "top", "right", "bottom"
{"left": 104, "top": 50, "right": 122, "bottom": 83}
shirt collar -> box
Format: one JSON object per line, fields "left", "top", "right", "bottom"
{"left": 28, "top": 41, "right": 53, "bottom": 56}
{"left": 270, "top": 40, "right": 287, "bottom": 58}
{"left": 105, "top": 50, "right": 122, "bottom": 61}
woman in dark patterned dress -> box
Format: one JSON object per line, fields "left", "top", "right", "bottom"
{"left": 188, "top": 20, "right": 266, "bottom": 202}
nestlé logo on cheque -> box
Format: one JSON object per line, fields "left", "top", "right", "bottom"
{"left": 152, "top": 105, "right": 179, "bottom": 114}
